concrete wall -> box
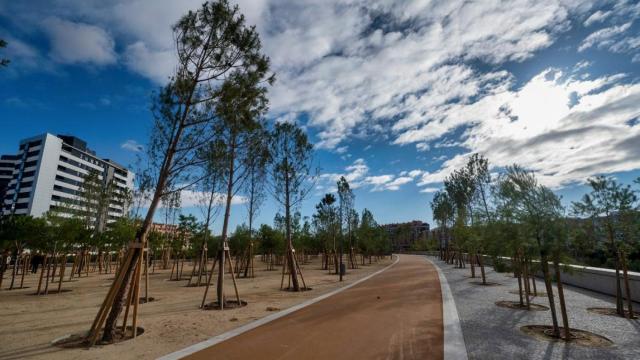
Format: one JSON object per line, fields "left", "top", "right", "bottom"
{"left": 420, "top": 251, "right": 640, "bottom": 303}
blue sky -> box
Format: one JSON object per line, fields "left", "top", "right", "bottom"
{"left": 1, "top": 0, "right": 640, "bottom": 233}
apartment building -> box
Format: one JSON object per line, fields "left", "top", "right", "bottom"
{"left": 1, "top": 134, "right": 134, "bottom": 229}
{"left": 382, "top": 220, "right": 430, "bottom": 252}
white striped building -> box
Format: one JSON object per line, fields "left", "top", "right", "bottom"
{"left": 1, "top": 134, "right": 134, "bottom": 229}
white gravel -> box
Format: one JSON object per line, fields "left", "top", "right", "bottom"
{"left": 428, "top": 255, "right": 640, "bottom": 360}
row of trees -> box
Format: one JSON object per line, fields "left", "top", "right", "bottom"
{"left": 85, "top": 0, "right": 391, "bottom": 344}
{"left": 0, "top": 168, "right": 134, "bottom": 291}
{"left": 431, "top": 154, "right": 639, "bottom": 339}
{"left": 0, "top": 1, "right": 393, "bottom": 345}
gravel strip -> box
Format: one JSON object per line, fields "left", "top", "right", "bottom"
{"left": 429, "top": 255, "right": 640, "bottom": 360}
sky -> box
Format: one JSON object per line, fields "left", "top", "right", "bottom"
{"left": 1, "top": 0, "right": 640, "bottom": 233}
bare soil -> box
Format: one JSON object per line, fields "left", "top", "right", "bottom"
{"left": 495, "top": 300, "right": 549, "bottom": 311}
{"left": 0, "top": 256, "right": 391, "bottom": 360}
{"left": 520, "top": 325, "right": 614, "bottom": 347}
{"left": 470, "top": 281, "right": 501, "bottom": 286}
{"left": 52, "top": 326, "right": 145, "bottom": 348}
{"left": 509, "top": 290, "right": 547, "bottom": 297}
{"left": 587, "top": 307, "right": 639, "bottom": 319}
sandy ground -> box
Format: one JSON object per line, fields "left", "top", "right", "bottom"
{"left": 185, "top": 254, "right": 444, "bottom": 360}
{"left": 0, "top": 255, "right": 392, "bottom": 360}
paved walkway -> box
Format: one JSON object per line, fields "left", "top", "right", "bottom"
{"left": 432, "top": 255, "right": 640, "bottom": 360}
{"left": 182, "top": 255, "right": 444, "bottom": 360}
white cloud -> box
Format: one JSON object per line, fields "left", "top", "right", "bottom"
{"left": 419, "top": 187, "right": 440, "bottom": 193}
{"left": 266, "top": 0, "right": 594, "bottom": 149}
{"left": 179, "top": 190, "right": 247, "bottom": 208}
{"left": 578, "top": 22, "right": 632, "bottom": 52}
{"left": 4, "top": 0, "right": 640, "bottom": 194}
{"left": 319, "top": 158, "right": 419, "bottom": 192}
{"left": 583, "top": 10, "right": 612, "bottom": 26}
{"left": 123, "top": 42, "right": 175, "bottom": 84}
{"left": 42, "top": 17, "right": 116, "bottom": 65}
{"left": 121, "top": 139, "right": 143, "bottom": 152}
{"left": 410, "top": 67, "right": 640, "bottom": 190}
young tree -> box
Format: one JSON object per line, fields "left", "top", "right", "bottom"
{"left": 357, "top": 209, "right": 380, "bottom": 264}
{"left": 431, "top": 190, "right": 455, "bottom": 260}
{"left": 497, "top": 165, "right": 569, "bottom": 339}
{"left": 88, "top": 0, "right": 270, "bottom": 344}
{"left": 201, "top": 67, "right": 271, "bottom": 309}
{"left": 267, "top": 122, "right": 315, "bottom": 291}
{"left": 572, "top": 176, "right": 638, "bottom": 318}
{"left": 189, "top": 141, "right": 224, "bottom": 286}
{"left": 465, "top": 154, "right": 492, "bottom": 284}
{"left": 240, "top": 131, "right": 269, "bottom": 277}
{"left": 444, "top": 168, "right": 474, "bottom": 268}
{"left": 314, "top": 193, "right": 338, "bottom": 271}
{"left": 337, "top": 176, "right": 355, "bottom": 278}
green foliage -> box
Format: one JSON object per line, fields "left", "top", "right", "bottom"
{"left": 103, "top": 217, "right": 138, "bottom": 251}
{"left": 230, "top": 224, "right": 251, "bottom": 256}
{"left": 313, "top": 193, "right": 338, "bottom": 252}
{"left": 257, "top": 224, "right": 283, "bottom": 255}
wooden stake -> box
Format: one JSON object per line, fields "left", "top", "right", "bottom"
{"left": 200, "top": 254, "right": 219, "bottom": 308}
{"left": 226, "top": 249, "right": 241, "bottom": 305}
{"left": 86, "top": 248, "right": 134, "bottom": 346}
{"left": 132, "top": 248, "right": 143, "bottom": 337}
{"left": 57, "top": 254, "right": 65, "bottom": 294}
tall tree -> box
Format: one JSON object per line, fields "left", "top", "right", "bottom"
{"left": 314, "top": 193, "right": 338, "bottom": 271}
{"left": 431, "top": 190, "right": 455, "bottom": 260}
{"left": 267, "top": 122, "right": 315, "bottom": 291}
{"left": 189, "top": 140, "right": 224, "bottom": 286}
{"left": 465, "top": 154, "right": 492, "bottom": 284}
{"left": 337, "top": 176, "right": 355, "bottom": 278}
{"left": 241, "top": 130, "right": 269, "bottom": 277}
{"left": 203, "top": 59, "right": 271, "bottom": 309}
{"left": 88, "top": 0, "right": 269, "bottom": 344}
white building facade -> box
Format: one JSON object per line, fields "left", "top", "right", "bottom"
{"left": 2, "top": 134, "right": 134, "bottom": 227}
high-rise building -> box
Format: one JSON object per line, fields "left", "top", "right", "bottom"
{"left": 1, "top": 133, "right": 134, "bottom": 229}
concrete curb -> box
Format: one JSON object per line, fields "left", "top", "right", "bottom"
{"left": 426, "top": 257, "right": 469, "bottom": 360}
{"left": 158, "top": 255, "right": 400, "bottom": 360}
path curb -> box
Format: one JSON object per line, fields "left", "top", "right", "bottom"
{"left": 158, "top": 255, "right": 400, "bottom": 360}
{"left": 426, "top": 256, "right": 469, "bottom": 360}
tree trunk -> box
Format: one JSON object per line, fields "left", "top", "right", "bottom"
{"left": 607, "top": 224, "right": 624, "bottom": 316}
{"left": 284, "top": 156, "right": 300, "bottom": 291}
{"left": 522, "top": 255, "right": 531, "bottom": 310}
{"left": 621, "top": 251, "right": 634, "bottom": 319}
{"left": 217, "top": 134, "right": 236, "bottom": 307}
{"left": 477, "top": 254, "right": 486, "bottom": 284}
{"left": 515, "top": 253, "right": 524, "bottom": 306}
{"left": 540, "top": 254, "right": 560, "bottom": 338}
{"left": 553, "top": 257, "right": 570, "bottom": 340}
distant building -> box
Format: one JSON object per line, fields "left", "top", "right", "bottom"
{"left": 382, "top": 220, "right": 430, "bottom": 252}
{"left": 1, "top": 133, "right": 134, "bottom": 229}
{"left": 151, "top": 223, "right": 179, "bottom": 235}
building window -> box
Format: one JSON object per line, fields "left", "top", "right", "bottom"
{"left": 26, "top": 150, "right": 40, "bottom": 158}
{"left": 17, "top": 192, "right": 30, "bottom": 199}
